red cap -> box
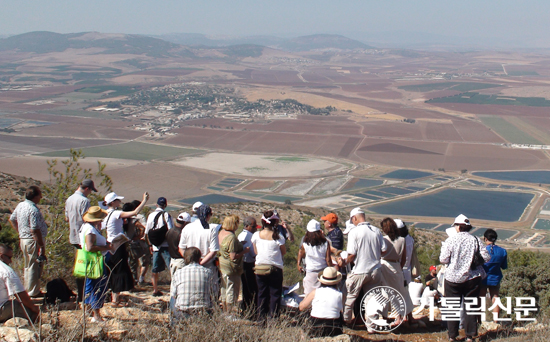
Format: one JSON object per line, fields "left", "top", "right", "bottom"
{"left": 321, "top": 213, "right": 338, "bottom": 224}
{"left": 429, "top": 265, "right": 437, "bottom": 272}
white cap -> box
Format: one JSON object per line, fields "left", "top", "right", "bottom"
{"left": 306, "top": 219, "right": 321, "bottom": 233}
{"left": 453, "top": 214, "right": 471, "bottom": 226}
{"left": 394, "top": 219, "right": 405, "bottom": 229}
{"left": 343, "top": 219, "right": 356, "bottom": 235}
{"left": 349, "top": 207, "right": 364, "bottom": 219}
{"left": 104, "top": 192, "right": 124, "bottom": 205}
{"left": 192, "top": 201, "right": 203, "bottom": 212}
{"left": 177, "top": 212, "right": 191, "bottom": 223}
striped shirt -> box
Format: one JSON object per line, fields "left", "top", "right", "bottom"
{"left": 10, "top": 200, "right": 48, "bottom": 239}
{"left": 170, "top": 263, "right": 215, "bottom": 311}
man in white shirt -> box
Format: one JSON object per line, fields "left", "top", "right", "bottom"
{"left": 65, "top": 179, "right": 96, "bottom": 302}
{"left": 145, "top": 197, "right": 173, "bottom": 297}
{"left": 0, "top": 244, "right": 39, "bottom": 323}
{"left": 178, "top": 204, "right": 220, "bottom": 295}
{"left": 9, "top": 186, "right": 48, "bottom": 297}
{"left": 344, "top": 208, "right": 387, "bottom": 325}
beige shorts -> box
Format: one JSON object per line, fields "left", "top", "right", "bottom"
{"left": 220, "top": 273, "right": 241, "bottom": 305}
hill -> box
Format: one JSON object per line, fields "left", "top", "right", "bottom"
{"left": 158, "top": 32, "right": 373, "bottom": 51}
{"left": 0, "top": 31, "right": 192, "bottom": 58}
{"left": 279, "top": 34, "right": 373, "bottom": 51}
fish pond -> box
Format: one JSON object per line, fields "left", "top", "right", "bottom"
{"left": 473, "top": 171, "right": 550, "bottom": 185}
{"left": 368, "top": 189, "right": 533, "bottom": 222}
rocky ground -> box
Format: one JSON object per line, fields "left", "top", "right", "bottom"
{"left": 1, "top": 282, "right": 545, "bottom": 342}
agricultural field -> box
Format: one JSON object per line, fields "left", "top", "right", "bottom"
{"left": 399, "top": 82, "right": 501, "bottom": 92}
{"left": 39, "top": 141, "right": 201, "bottom": 161}
{"left": 478, "top": 115, "right": 541, "bottom": 144}
{"left": 427, "top": 92, "right": 550, "bottom": 107}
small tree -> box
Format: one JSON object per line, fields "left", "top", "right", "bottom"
{"left": 41, "top": 149, "right": 112, "bottom": 282}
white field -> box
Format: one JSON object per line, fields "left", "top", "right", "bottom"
{"left": 172, "top": 153, "right": 348, "bottom": 178}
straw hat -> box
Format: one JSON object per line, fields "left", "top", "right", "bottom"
{"left": 83, "top": 206, "right": 108, "bottom": 222}
{"left": 318, "top": 267, "right": 342, "bottom": 286}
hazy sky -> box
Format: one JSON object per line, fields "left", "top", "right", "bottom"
{"left": 1, "top": 1, "right": 548, "bottom": 46}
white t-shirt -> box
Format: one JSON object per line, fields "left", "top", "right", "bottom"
{"left": 408, "top": 281, "right": 424, "bottom": 306}
{"left": 311, "top": 287, "right": 343, "bottom": 319}
{"left": 346, "top": 222, "right": 387, "bottom": 274}
{"left": 303, "top": 242, "right": 328, "bottom": 272}
{"left": 80, "top": 223, "right": 108, "bottom": 255}
{"left": 251, "top": 232, "right": 285, "bottom": 269}
{"left": 103, "top": 209, "right": 123, "bottom": 242}
{"left": 145, "top": 208, "right": 173, "bottom": 251}
{"left": 0, "top": 261, "right": 25, "bottom": 307}
{"left": 402, "top": 235, "right": 415, "bottom": 283}
{"left": 178, "top": 220, "right": 220, "bottom": 263}
{"left": 237, "top": 230, "right": 256, "bottom": 264}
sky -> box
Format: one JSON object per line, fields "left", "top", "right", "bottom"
{"left": 1, "top": 0, "right": 549, "bottom": 47}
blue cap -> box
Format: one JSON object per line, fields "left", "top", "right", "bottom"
{"left": 157, "top": 197, "right": 167, "bottom": 206}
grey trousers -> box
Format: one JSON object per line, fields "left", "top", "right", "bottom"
{"left": 0, "top": 300, "right": 38, "bottom": 323}
{"left": 20, "top": 238, "right": 43, "bottom": 297}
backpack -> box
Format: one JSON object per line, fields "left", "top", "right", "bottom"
{"left": 147, "top": 211, "right": 169, "bottom": 247}
{"left": 44, "top": 278, "right": 75, "bottom": 305}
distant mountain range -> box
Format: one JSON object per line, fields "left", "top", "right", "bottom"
{"left": 0, "top": 31, "right": 187, "bottom": 57}
{"left": 0, "top": 31, "right": 374, "bottom": 58}
{"left": 157, "top": 33, "right": 373, "bottom": 51}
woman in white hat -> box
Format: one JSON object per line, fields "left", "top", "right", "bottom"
{"left": 297, "top": 219, "right": 333, "bottom": 295}
{"left": 299, "top": 266, "right": 344, "bottom": 337}
{"left": 80, "top": 206, "right": 113, "bottom": 322}
{"left": 440, "top": 214, "right": 490, "bottom": 342}
{"left": 102, "top": 191, "right": 149, "bottom": 306}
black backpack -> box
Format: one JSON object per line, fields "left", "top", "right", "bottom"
{"left": 147, "top": 211, "right": 169, "bottom": 247}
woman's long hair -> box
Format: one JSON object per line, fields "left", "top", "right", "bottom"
{"left": 484, "top": 228, "right": 498, "bottom": 253}
{"left": 380, "top": 217, "right": 399, "bottom": 241}
{"left": 261, "top": 210, "right": 279, "bottom": 240}
{"left": 303, "top": 230, "right": 326, "bottom": 247}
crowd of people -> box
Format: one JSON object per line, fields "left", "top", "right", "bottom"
{"left": 0, "top": 182, "right": 509, "bottom": 340}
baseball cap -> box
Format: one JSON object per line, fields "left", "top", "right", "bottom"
{"left": 307, "top": 219, "right": 321, "bottom": 232}
{"left": 453, "top": 214, "right": 471, "bottom": 226}
{"left": 157, "top": 197, "right": 167, "bottom": 206}
{"left": 343, "top": 219, "right": 356, "bottom": 235}
{"left": 81, "top": 179, "right": 97, "bottom": 192}
{"left": 176, "top": 212, "right": 191, "bottom": 223}
{"left": 192, "top": 201, "right": 203, "bottom": 212}
{"left": 429, "top": 265, "right": 437, "bottom": 272}
{"left": 394, "top": 219, "right": 405, "bottom": 229}
{"left": 321, "top": 213, "right": 338, "bottom": 224}
{"left": 349, "top": 207, "right": 364, "bottom": 219}
{"left": 104, "top": 192, "right": 124, "bottom": 205}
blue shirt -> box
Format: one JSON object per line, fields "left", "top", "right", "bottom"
{"left": 482, "top": 244, "right": 508, "bottom": 286}
{"left": 326, "top": 227, "right": 344, "bottom": 250}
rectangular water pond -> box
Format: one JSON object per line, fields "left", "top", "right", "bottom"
{"left": 179, "top": 194, "right": 251, "bottom": 205}
{"left": 534, "top": 219, "right": 550, "bottom": 231}
{"left": 381, "top": 169, "right": 433, "bottom": 180}
{"left": 473, "top": 171, "right": 550, "bottom": 185}
{"left": 368, "top": 189, "right": 534, "bottom": 222}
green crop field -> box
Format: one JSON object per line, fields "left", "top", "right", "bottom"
{"left": 40, "top": 110, "right": 124, "bottom": 119}
{"left": 399, "top": 82, "right": 500, "bottom": 92}
{"left": 479, "top": 115, "right": 541, "bottom": 144}
{"left": 76, "top": 85, "right": 138, "bottom": 97}
{"left": 507, "top": 71, "right": 539, "bottom": 76}
{"left": 39, "top": 141, "right": 201, "bottom": 161}
{"left": 427, "top": 92, "right": 550, "bottom": 107}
